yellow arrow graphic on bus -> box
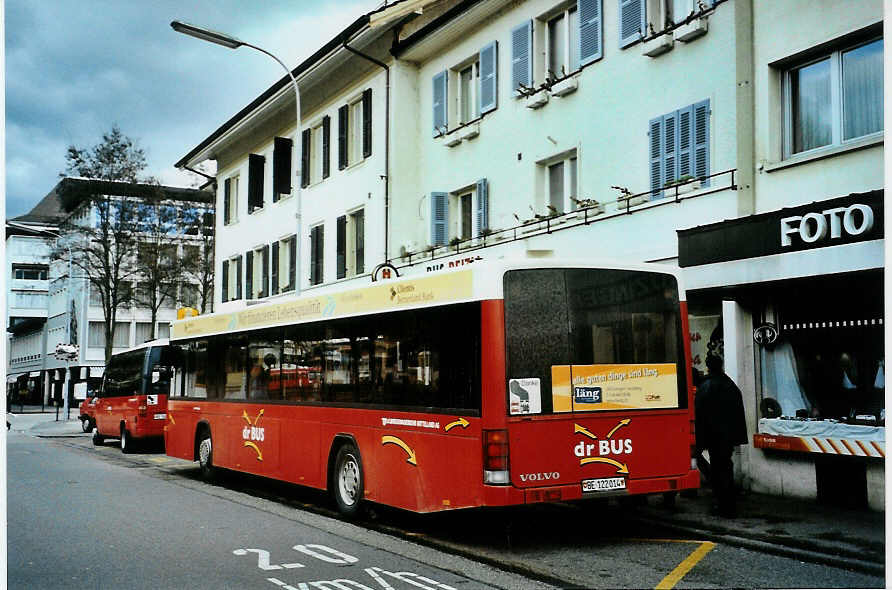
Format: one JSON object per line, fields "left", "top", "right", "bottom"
{"left": 244, "top": 441, "right": 263, "bottom": 461}
{"left": 580, "top": 456, "right": 629, "bottom": 474}
{"left": 574, "top": 424, "right": 597, "bottom": 439}
{"left": 243, "top": 409, "right": 264, "bottom": 425}
{"left": 607, "top": 418, "right": 631, "bottom": 438}
{"left": 445, "top": 418, "right": 470, "bottom": 432}
{"left": 382, "top": 435, "right": 417, "bottom": 466}
{"left": 168, "top": 413, "right": 176, "bottom": 425}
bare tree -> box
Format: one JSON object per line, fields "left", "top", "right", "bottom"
{"left": 54, "top": 126, "right": 148, "bottom": 362}
{"left": 181, "top": 206, "right": 215, "bottom": 314}
{"left": 132, "top": 192, "right": 184, "bottom": 340}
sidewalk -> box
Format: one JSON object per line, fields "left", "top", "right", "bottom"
{"left": 631, "top": 487, "right": 885, "bottom": 576}
{"left": 13, "top": 416, "right": 885, "bottom": 576}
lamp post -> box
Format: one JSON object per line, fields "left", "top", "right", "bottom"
{"left": 171, "top": 20, "right": 303, "bottom": 296}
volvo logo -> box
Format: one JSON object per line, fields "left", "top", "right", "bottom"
{"left": 518, "top": 472, "right": 560, "bottom": 482}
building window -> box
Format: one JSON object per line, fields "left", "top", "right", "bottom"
{"left": 547, "top": 5, "right": 579, "bottom": 79}
{"left": 113, "top": 322, "right": 130, "bottom": 348}
{"left": 246, "top": 245, "right": 270, "bottom": 300}
{"left": 434, "top": 45, "right": 496, "bottom": 134}
{"left": 337, "top": 209, "right": 366, "bottom": 280}
{"left": 12, "top": 264, "right": 48, "bottom": 280}
{"left": 272, "top": 235, "right": 297, "bottom": 295}
{"left": 157, "top": 322, "right": 171, "bottom": 340}
{"left": 430, "top": 179, "right": 489, "bottom": 246}
{"left": 223, "top": 176, "right": 239, "bottom": 225}
{"left": 545, "top": 155, "right": 578, "bottom": 214}
{"left": 310, "top": 224, "right": 324, "bottom": 286}
{"left": 135, "top": 322, "right": 153, "bottom": 344}
{"left": 784, "top": 37, "right": 883, "bottom": 157}
{"left": 512, "top": 1, "right": 600, "bottom": 94}
{"left": 650, "top": 100, "right": 710, "bottom": 198}
{"left": 181, "top": 283, "right": 199, "bottom": 309}
{"left": 89, "top": 285, "right": 103, "bottom": 308}
{"left": 248, "top": 154, "right": 265, "bottom": 213}
{"left": 221, "top": 256, "right": 242, "bottom": 303}
{"left": 273, "top": 136, "right": 293, "bottom": 200}
{"left": 339, "top": 90, "right": 372, "bottom": 168}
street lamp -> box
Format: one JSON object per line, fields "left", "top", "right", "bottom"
{"left": 171, "top": 20, "right": 303, "bottom": 296}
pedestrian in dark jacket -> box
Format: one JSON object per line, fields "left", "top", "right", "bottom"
{"left": 695, "top": 353, "right": 747, "bottom": 517}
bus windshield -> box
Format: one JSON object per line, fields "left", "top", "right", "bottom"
{"left": 504, "top": 268, "right": 686, "bottom": 414}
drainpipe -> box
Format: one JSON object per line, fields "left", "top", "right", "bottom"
{"left": 341, "top": 40, "right": 391, "bottom": 262}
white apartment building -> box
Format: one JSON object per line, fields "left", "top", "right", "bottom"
{"left": 6, "top": 178, "right": 213, "bottom": 408}
{"left": 176, "top": 0, "right": 883, "bottom": 508}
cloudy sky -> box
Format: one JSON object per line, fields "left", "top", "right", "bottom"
{"left": 5, "top": 0, "right": 381, "bottom": 219}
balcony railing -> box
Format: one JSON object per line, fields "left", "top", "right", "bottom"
{"left": 397, "top": 168, "right": 737, "bottom": 267}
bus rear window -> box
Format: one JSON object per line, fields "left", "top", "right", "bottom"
{"left": 504, "top": 268, "right": 686, "bottom": 414}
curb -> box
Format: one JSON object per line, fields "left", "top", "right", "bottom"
{"left": 631, "top": 515, "right": 885, "bottom": 577}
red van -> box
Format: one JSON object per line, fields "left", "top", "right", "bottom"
{"left": 78, "top": 396, "right": 98, "bottom": 432}
{"left": 92, "top": 340, "right": 181, "bottom": 453}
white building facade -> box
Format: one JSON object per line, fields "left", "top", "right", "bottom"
{"left": 176, "top": 0, "right": 883, "bottom": 508}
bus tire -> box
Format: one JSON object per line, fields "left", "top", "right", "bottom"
{"left": 332, "top": 443, "right": 363, "bottom": 518}
{"left": 121, "top": 427, "right": 134, "bottom": 454}
{"left": 92, "top": 428, "right": 104, "bottom": 446}
{"left": 197, "top": 429, "right": 215, "bottom": 482}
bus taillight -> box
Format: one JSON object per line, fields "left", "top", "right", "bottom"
{"left": 483, "top": 429, "right": 509, "bottom": 485}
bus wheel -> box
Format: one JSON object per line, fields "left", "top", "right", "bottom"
{"left": 333, "top": 443, "right": 363, "bottom": 517}
{"left": 120, "top": 428, "right": 134, "bottom": 454}
{"left": 92, "top": 428, "right": 104, "bottom": 446}
{"left": 197, "top": 430, "right": 215, "bottom": 482}
{"left": 81, "top": 419, "right": 93, "bottom": 433}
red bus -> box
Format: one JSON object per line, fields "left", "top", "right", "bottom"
{"left": 93, "top": 339, "right": 179, "bottom": 452}
{"left": 164, "top": 260, "right": 697, "bottom": 515}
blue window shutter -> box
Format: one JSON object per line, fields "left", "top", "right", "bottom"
{"left": 479, "top": 41, "right": 498, "bottom": 114}
{"left": 693, "top": 99, "right": 710, "bottom": 186}
{"left": 271, "top": 241, "right": 280, "bottom": 296}
{"left": 431, "top": 192, "right": 448, "bottom": 246}
{"left": 261, "top": 245, "right": 269, "bottom": 298}
{"left": 619, "top": 0, "right": 645, "bottom": 48}
{"left": 288, "top": 237, "right": 296, "bottom": 291}
{"left": 511, "top": 21, "right": 533, "bottom": 95}
{"left": 579, "top": 0, "right": 603, "bottom": 65}
{"left": 475, "top": 179, "right": 489, "bottom": 236}
{"left": 221, "top": 260, "right": 229, "bottom": 303}
{"left": 223, "top": 178, "right": 231, "bottom": 225}
{"left": 662, "top": 111, "right": 678, "bottom": 195}
{"left": 649, "top": 116, "right": 663, "bottom": 198}
{"left": 678, "top": 105, "right": 694, "bottom": 180}
{"left": 322, "top": 115, "right": 331, "bottom": 179}
{"left": 432, "top": 70, "right": 447, "bottom": 135}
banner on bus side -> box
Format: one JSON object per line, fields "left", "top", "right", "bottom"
{"left": 550, "top": 363, "right": 678, "bottom": 412}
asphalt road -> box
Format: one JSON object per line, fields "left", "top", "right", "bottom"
{"left": 7, "top": 419, "right": 885, "bottom": 589}
{"left": 7, "top": 430, "right": 549, "bottom": 589}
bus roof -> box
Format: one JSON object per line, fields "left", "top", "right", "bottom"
{"left": 170, "top": 258, "right": 685, "bottom": 341}
{"left": 112, "top": 338, "right": 171, "bottom": 355}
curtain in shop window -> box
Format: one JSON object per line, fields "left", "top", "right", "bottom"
{"left": 760, "top": 341, "right": 811, "bottom": 417}
{"left": 842, "top": 39, "right": 883, "bottom": 140}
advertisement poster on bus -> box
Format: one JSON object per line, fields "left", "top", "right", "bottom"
{"left": 550, "top": 363, "right": 678, "bottom": 412}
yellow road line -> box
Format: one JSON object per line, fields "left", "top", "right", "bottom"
{"left": 655, "top": 541, "right": 715, "bottom": 589}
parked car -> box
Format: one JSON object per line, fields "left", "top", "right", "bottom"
{"left": 78, "top": 396, "right": 98, "bottom": 433}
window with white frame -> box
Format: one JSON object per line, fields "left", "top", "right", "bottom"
{"left": 619, "top": 0, "right": 712, "bottom": 48}
{"left": 783, "top": 37, "right": 883, "bottom": 157}
{"left": 543, "top": 154, "right": 578, "bottom": 214}
{"left": 339, "top": 89, "right": 371, "bottom": 169}
{"left": 135, "top": 321, "right": 153, "bottom": 344}
{"left": 512, "top": 0, "right": 601, "bottom": 93}
{"left": 272, "top": 235, "right": 296, "bottom": 295}
{"left": 430, "top": 179, "right": 489, "bottom": 246}
{"left": 546, "top": 4, "right": 580, "bottom": 79}
{"left": 336, "top": 210, "right": 365, "bottom": 280}
{"left": 12, "top": 264, "right": 48, "bottom": 280}
{"left": 246, "top": 245, "right": 269, "bottom": 300}
{"left": 309, "top": 224, "right": 324, "bottom": 286}
{"left": 433, "top": 44, "right": 496, "bottom": 134}
{"left": 221, "top": 256, "right": 242, "bottom": 303}
{"left": 223, "top": 176, "right": 239, "bottom": 225}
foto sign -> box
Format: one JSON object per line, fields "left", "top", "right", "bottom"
{"left": 781, "top": 204, "right": 874, "bottom": 247}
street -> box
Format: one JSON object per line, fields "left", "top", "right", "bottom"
{"left": 7, "top": 415, "right": 884, "bottom": 589}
